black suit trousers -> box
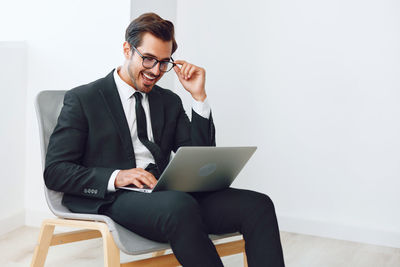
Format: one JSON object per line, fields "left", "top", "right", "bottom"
{"left": 99, "top": 188, "right": 285, "bottom": 267}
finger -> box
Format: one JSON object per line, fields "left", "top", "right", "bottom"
{"left": 144, "top": 172, "right": 157, "bottom": 187}
{"left": 188, "top": 66, "right": 197, "bottom": 79}
{"left": 173, "top": 65, "right": 185, "bottom": 81}
{"left": 181, "top": 63, "right": 191, "bottom": 79}
{"left": 179, "top": 63, "right": 187, "bottom": 76}
{"left": 132, "top": 179, "right": 144, "bottom": 188}
{"left": 146, "top": 173, "right": 157, "bottom": 186}
{"left": 186, "top": 65, "right": 195, "bottom": 79}
{"left": 137, "top": 176, "right": 153, "bottom": 188}
{"left": 136, "top": 169, "right": 157, "bottom": 187}
{"left": 173, "top": 60, "right": 186, "bottom": 66}
{"left": 173, "top": 64, "right": 181, "bottom": 72}
{"left": 183, "top": 64, "right": 192, "bottom": 79}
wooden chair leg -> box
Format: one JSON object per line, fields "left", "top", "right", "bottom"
{"left": 243, "top": 251, "right": 248, "bottom": 267}
{"left": 101, "top": 227, "right": 120, "bottom": 267}
{"left": 30, "top": 222, "right": 56, "bottom": 267}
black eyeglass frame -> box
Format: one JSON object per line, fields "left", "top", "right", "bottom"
{"left": 131, "top": 46, "right": 175, "bottom": 72}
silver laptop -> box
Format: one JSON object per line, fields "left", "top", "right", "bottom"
{"left": 118, "top": 146, "right": 257, "bottom": 193}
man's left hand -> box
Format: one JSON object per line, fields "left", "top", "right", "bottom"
{"left": 173, "top": 60, "right": 207, "bottom": 102}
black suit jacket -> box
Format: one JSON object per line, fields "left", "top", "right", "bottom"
{"left": 44, "top": 70, "right": 215, "bottom": 214}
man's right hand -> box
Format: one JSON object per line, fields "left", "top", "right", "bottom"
{"left": 115, "top": 168, "right": 157, "bottom": 189}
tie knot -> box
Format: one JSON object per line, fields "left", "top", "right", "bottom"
{"left": 133, "top": 92, "right": 143, "bottom": 101}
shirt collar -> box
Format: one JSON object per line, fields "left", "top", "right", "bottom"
{"left": 113, "top": 67, "right": 146, "bottom": 100}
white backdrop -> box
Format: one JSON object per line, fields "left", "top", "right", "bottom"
{"left": 0, "top": 42, "right": 27, "bottom": 235}
{"left": 174, "top": 0, "right": 400, "bottom": 247}
{"left": 0, "top": 0, "right": 398, "bottom": 248}
{"left": 21, "top": 0, "right": 131, "bottom": 225}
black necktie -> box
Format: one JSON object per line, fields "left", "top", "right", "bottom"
{"left": 133, "top": 92, "right": 165, "bottom": 177}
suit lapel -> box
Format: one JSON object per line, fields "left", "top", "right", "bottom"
{"left": 98, "top": 71, "right": 136, "bottom": 163}
{"left": 148, "top": 87, "right": 164, "bottom": 145}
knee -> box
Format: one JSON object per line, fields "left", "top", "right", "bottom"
{"left": 255, "top": 193, "right": 276, "bottom": 215}
{"left": 243, "top": 191, "right": 276, "bottom": 216}
{"left": 241, "top": 193, "right": 278, "bottom": 234}
{"left": 257, "top": 193, "right": 275, "bottom": 210}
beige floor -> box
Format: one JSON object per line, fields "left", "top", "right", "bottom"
{"left": 1, "top": 226, "right": 399, "bottom": 267}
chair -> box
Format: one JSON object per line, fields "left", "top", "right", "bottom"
{"left": 31, "top": 90, "right": 247, "bottom": 267}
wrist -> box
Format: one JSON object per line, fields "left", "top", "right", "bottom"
{"left": 192, "top": 92, "right": 207, "bottom": 102}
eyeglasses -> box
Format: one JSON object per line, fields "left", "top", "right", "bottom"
{"left": 131, "top": 46, "right": 175, "bottom": 72}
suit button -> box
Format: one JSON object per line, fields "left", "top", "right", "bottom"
{"left": 94, "top": 189, "right": 98, "bottom": 194}
{"left": 84, "top": 188, "right": 88, "bottom": 193}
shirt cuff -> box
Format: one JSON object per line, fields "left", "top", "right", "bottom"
{"left": 192, "top": 97, "right": 211, "bottom": 119}
{"left": 108, "top": 170, "right": 120, "bottom": 192}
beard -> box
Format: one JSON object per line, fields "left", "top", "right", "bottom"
{"left": 127, "top": 60, "right": 159, "bottom": 93}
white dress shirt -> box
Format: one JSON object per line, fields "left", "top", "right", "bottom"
{"left": 108, "top": 67, "right": 211, "bottom": 191}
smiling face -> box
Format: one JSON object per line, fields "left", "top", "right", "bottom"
{"left": 121, "top": 32, "right": 173, "bottom": 93}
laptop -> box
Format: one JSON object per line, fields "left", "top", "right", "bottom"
{"left": 118, "top": 146, "right": 257, "bottom": 193}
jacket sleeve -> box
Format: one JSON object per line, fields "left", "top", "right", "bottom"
{"left": 172, "top": 96, "right": 216, "bottom": 151}
{"left": 44, "top": 91, "right": 114, "bottom": 199}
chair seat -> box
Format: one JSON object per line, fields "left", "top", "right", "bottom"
{"left": 56, "top": 210, "right": 241, "bottom": 255}
{"left": 113, "top": 222, "right": 241, "bottom": 255}
{"left": 48, "top": 189, "right": 241, "bottom": 255}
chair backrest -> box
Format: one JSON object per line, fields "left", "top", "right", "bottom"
{"left": 35, "top": 90, "right": 70, "bottom": 215}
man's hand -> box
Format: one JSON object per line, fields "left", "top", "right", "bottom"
{"left": 115, "top": 168, "right": 157, "bottom": 189}
{"left": 173, "top": 60, "right": 207, "bottom": 102}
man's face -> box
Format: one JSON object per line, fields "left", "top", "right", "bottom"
{"left": 125, "top": 32, "right": 173, "bottom": 93}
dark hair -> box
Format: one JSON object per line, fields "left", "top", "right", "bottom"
{"left": 125, "top": 13, "right": 178, "bottom": 55}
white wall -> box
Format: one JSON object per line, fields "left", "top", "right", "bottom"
{"left": 0, "top": 0, "right": 28, "bottom": 41}
{"left": 175, "top": 0, "right": 400, "bottom": 247}
{"left": 131, "top": 0, "right": 177, "bottom": 26}
{"left": 0, "top": 42, "right": 27, "bottom": 235}
{"left": 22, "top": 0, "right": 131, "bottom": 225}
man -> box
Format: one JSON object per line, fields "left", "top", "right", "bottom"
{"left": 45, "top": 13, "right": 285, "bottom": 266}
